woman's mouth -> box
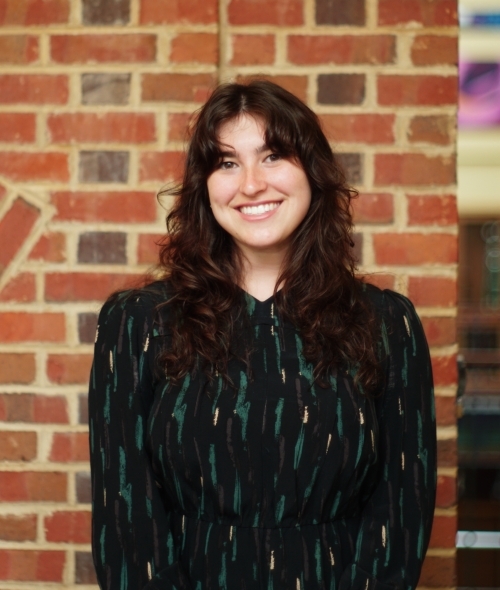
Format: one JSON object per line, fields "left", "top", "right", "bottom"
{"left": 239, "top": 202, "right": 280, "bottom": 216}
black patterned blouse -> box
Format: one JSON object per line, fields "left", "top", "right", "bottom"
{"left": 88, "top": 282, "right": 436, "bottom": 590}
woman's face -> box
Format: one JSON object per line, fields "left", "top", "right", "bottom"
{"left": 206, "top": 114, "right": 311, "bottom": 261}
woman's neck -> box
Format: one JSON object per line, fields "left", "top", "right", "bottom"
{"left": 239, "top": 248, "right": 285, "bottom": 302}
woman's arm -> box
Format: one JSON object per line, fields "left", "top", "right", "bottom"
{"left": 339, "top": 290, "right": 437, "bottom": 590}
{"left": 89, "top": 291, "right": 191, "bottom": 590}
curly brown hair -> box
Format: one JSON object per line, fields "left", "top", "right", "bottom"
{"left": 155, "top": 80, "right": 381, "bottom": 392}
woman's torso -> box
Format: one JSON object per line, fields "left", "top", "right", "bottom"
{"left": 145, "top": 293, "right": 380, "bottom": 589}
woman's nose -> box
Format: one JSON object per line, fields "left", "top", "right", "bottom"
{"left": 240, "top": 165, "right": 267, "bottom": 196}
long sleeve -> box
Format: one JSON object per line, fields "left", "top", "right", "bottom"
{"left": 339, "top": 290, "right": 437, "bottom": 590}
{"left": 88, "top": 292, "right": 191, "bottom": 590}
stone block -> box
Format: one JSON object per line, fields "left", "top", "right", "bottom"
{"left": 77, "top": 232, "right": 127, "bottom": 264}
{"left": 81, "top": 73, "right": 130, "bottom": 105}
{"left": 82, "top": 0, "right": 130, "bottom": 25}
{"left": 78, "top": 312, "right": 98, "bottom": 343}
{"left": 79, "top": 151, "right": 129, "bottom": 183}
{"left": 317, "top": 73, "right": 365, "bottom": 105}
{"left": 316, "top": 0, "right": 365, "bottom": 25}
{"left": 337, "top": 153, "right": 363, "bottom": 184}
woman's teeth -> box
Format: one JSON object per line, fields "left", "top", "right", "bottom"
{"left": 240, "top": 202, "right": 279, "bottom": 216}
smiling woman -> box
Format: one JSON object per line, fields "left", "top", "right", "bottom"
{"left": 207, "top": 114, "right": 311, "bottom": 300}
{"left": 88, "top": 81, "right": 436, "bottom": 590}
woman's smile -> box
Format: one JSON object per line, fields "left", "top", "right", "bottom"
{"left": 238, "top": 201, "right": 281, "bottom": 217}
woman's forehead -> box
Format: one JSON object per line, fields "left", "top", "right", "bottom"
{"left": 215, "top": 113, "right": 266, "bottom": 142}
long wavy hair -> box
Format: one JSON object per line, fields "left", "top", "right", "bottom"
{"left": 156, "top": 80, "right": 380, "bottom": 392}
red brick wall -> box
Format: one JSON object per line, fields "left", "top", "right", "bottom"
{"left": 0, "top": 0, "right": 458, "bottom": 587}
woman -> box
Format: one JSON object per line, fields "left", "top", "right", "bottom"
{"left": 89, "top": 81, "right": 436, "bottom": 590}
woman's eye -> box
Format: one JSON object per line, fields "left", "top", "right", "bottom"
{"left": 219, "top": 161, "right": 235, "bottom": 170}
{"left": 266, "top": 153, "right": 281, "bottom": 162}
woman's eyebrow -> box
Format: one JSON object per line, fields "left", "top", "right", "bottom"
{"left": 218, "top": 143, "right": 270, "bottom": 158}
{"left": 218, "top": 149, "right": 236, "bottom": 157}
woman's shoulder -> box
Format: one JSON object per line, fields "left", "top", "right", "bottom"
{"left": 98, "top": 279, "right": 171, "bottom": 328}
{"left": 361, "top": 281, "right": 420, "bottom": 326}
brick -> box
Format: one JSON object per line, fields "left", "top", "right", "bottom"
{"left": 0, "top": 515, "right": 37, "bottom": 542}
{"left": 337, "top": 153, "right": 362, "bottom": 184}
{"left": 228, "top": 0, "right": 303, "bottom": 25}
{"left": 52, "top": 191, "right": 157, "bottom": 222}
{"left": 0, "top": 74, "right": 68, "bottom": 104}
{"left": 231, "top": 34, "right": 275, "bottom": 66}
{"left": 432, "top": 354, "right": 457, "bottom": 386}
{"left": 437, "top": 437, "right": 456, "bottom": 467}
{"left": 320, "top": 114, "right": 394, "bottom": 144}
{"left": 1, "top": 394, "right": 33, "bottom": 422}
{"left": 76, "top": 472, "right": 91, "bottom": 503}
{"left": 0, "top": 393, "right": 69, "bottom": 423}
{"left": 78, "top": 393, "right": 89, "bottom": 425}
{"left": 171, "top": 33, "right": 218, "bottom": 64}
{"left": 45, "top": 272, "right": 144, "bottom": 301}
{"left": 78, "top": 312, "right": 98, "bottom": 343}
{"left": 408, "top": 277, "right": 457, "bottom": 307}
{"left": 373, "top": 233, "right": 457, "bottom": 265}
{"left": 34, "top": 395, "right": 69, "bottom": 423}
{"left": 48, "top": 113, "right": 156, "bottom": 144}
{"left": 0, "top": 431, "right": 36, "bottom": 461}
{"left": 378, "top": 0, "right": 458, "bottom": 26}
{"left": 407, "top": 194, "right": 457, "bottom": 226}
{"left": 0, "top": 35, "right": 38, "bottom": 63}
{"left": 288, "top": 35, "right": 395, "bottom": 65}
{"left": 79, "top": 151, "right": 129, "bottom": 183}
{"left": 411, "top": 34, "right": 457, "bottom": 66}
{"left": 0, "top": 472, "right": 66, "bottom": 502}
{"left": 429, "top": 514, "right": 457, "bottom": 549}
{"left": 81, "top": 73, "right": 131, "bottom": 105}
{"left": 419, "top": 555, "right": 456, "bottom": 587}
{"left": 435, "top": 395, "right": 456, "bottom": 426}
{"left": 236, "top": 75, "right": 308, "bottom": 103}
{"left": 0, "top": 197, "right": 40, "bottom": 275}
{"left": 363, "top": 274, "right": 395, "bottom": 291}
{"left": 47, "top": 354, "right": 93, "bottom": 385}
{"left": 0, "top": 113, "right": 36, "bottom": 142}
{"left": 168, "top": 113, "right": 193, "bottom": 142}
{"left": 0, "top": 354, "right": 36, "bottom": 384}
{"left": 317, "top": 73, "right": 365, "bottom": 105}
{"left": 352, "top": 193, "right": 394, "bottom": 224}
{"left": 0, "top": 312, "right": 65, "bottom": 343}
{"left": 82, "top": 0, "right": 130, "bottom": 24}
{"left": 75, "top": 551, "right": 97, "bottom": 584}
{"left": 375, "top": 154, "right": 455, "bottom": 186}
{"left": 142, "top": 73, "right": 215, "bottom": 103}
{"left": 0, "top": 549, "right": 65, "bottom": 582}
{"left": 436, "top": 475, "right": 456, "bottom": 508}
{"left": 138, "top": 233, "right": 164, "bottom": 264}
{"left": 45, "top": 511, "right": 91, "bottom": 543}
{"left": 140, "top": 0, "right": 217, "bottom": 24}
{"left": 50, "top": 433, "right": 89, "bottom": 462}
{"left": 29, "top": 231, "right": 66, "bottom": 262}
{"left": 421, "top": 316, "right": 456, "bottom": 346}
{"left": 0, "top": 0, "right": 70, "bottom": 25}
{"left": 316, "top": 0, "right": 365, "bottom": 25}
{"left": 408, "top": 115, "right": 453, "bottom": 145}
{"left": 0, "top": 153, "right": 69, "bottom": 182}
{"left": 51, "top": 34, "right": 156, "bottom": 63}
{"left": 139, "top": 151, "right": 185, "bottom": 182}
{"left": 78, "top": 232, "right": 127, "bottom": 264}
{"left": 378, "top": 75, "right": 457, "bottom": 106}
{"left": 0, "top": 273, "right": 36, "bottom": 302}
